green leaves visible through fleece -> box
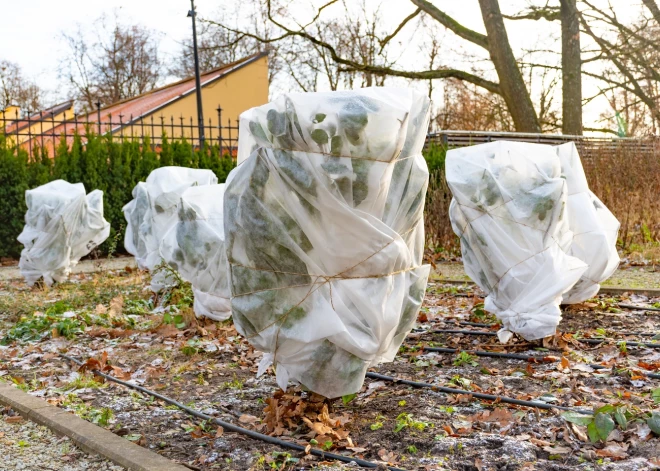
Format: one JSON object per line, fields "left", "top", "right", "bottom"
{"left": 311, "top": 129, "right": 329, "bottom": 145}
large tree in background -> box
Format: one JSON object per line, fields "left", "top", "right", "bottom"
{"left": 0, "top": 60, "right": 44, "bottom": 114}
{"left": 560, "top": 0, "right": 582, "bottom": 135}
{"left": 207, "top": 0, "right": 542, "bottom": 132}
{"left": 60, "top": 14, "right": 162, "bottom": 112}
{"left": 501, "top": 0, "right": 582, "bottom": 134}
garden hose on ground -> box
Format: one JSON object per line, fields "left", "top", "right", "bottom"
{"left": 58, "top": 354, "right": 407, "bottom": 471}
{"left": 55, "top": 352, "right": 602, "bottom": 471}
{"left": 415, "top": 346, "right": 660, "bottom": 380}
{"left": 433, "top": 321, "right": 659, "bottom": 337}
{"left": 429, "top": 329, "right": 660, "bottom": 349}
{"left": 364, "top": 372, "right": 593, "bottom": 415}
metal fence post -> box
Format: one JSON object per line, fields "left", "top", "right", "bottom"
{"left": 26, "top": 110, "right": 32, "bottom": 159}
{"left": 228, "top": 118, "right": 233, "bottom": 157}
{"left": 96, "top": 101, "right": 102, "bottom": 135}
{"left": 51, "top": 111, "right": 56, "bottom": 157}
{"left": 217, "top": 106, "right": 223, "bottom": 156}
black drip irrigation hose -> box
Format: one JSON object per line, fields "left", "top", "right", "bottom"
{"left": 58, "top": 354, "right": 406, "bottom": 471}
{"left": 433, "top": 322, "right": 659, "bottom": 337}
{"left": 618, "top": 303, "right": 660, "bottom": 312}
{"left": 418, "top": 346, "right": 660, "bottom": 380}
{"left": 365, "top": 372, "right": 594, "bottom": 415}
{"left": 430, "top": 329, "right": 660, "bottom": 349}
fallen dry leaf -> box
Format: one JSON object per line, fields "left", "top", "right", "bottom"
{"left": 238, "top": 414, "right": 260, "bottom": 425}
{"left": 108, "top": 296, "right": 124, "bottom": 318}
{"left": 596, "top": 443, "right": 629, "bottom": 460}
{"left": 542, "top": 444, "right": 571, "bottom": 454}
{"left": 377, "top": 448, "right": 397, "bottom": 464}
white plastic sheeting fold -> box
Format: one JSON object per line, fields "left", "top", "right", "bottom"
{"left": 225, "top": 87, "right": 431, "bottom": 398}
{"left": 160, "top": 184, "right": 231, "bottom": 321}
{"left": 555, "top": 143, "right": 620, "bottom": 304}
{"left": 18, "top": 180, "right": 110, "bottom": 286}
{"left": 447, "top": 141, "right": 619, "bottom": 342}
{"left": 123, "top": 166, "right": 217, "bottom": 291}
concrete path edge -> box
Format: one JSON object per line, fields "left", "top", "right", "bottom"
{"left": 0, "top": 382, "right": 189, "bottom": 471}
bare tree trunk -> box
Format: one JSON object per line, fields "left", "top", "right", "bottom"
{"left": 478, "top": 0, "right": 540, "bottom": 132}
{"left": 560, "top": 0, "right": 582, "bottom": 135}
{"left": 642, "top": 0, "right": 660, "bottom": 25}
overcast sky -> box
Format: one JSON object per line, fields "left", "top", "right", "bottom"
{"left": 0, "top": 0, "right": 645, "bottom": 131}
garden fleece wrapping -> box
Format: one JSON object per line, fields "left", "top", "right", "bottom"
{"left": 122, "top": 166, "right": 217, "bottom": 292}
{"left": 224, "top": 87, "right": 432, "bottom": 398}
{"left": 18, "top": 180, "right": 110, "bottom": 286}
{"left": 160, "top": 183, "right": 231, "bottom": 321}
{"left": 447, "top": 141, "right": 619, "bottom": 342}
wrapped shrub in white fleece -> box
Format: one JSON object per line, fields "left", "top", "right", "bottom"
{"left": 555, "top": 143, "right": 620, "bottom": 304}
{"left": 446, "top": 141, "right": 588, "bottom": 342}
{"left": 122, "top": 166, "right": 217, "bottom": 291}
{"left": 225, "top": 87, "right": 431, "bottom": 398}
{"left": 160, "top": 184, "right": 231, "bottom": 321}
{"left": 18, "top": 180, "right": 110, "bottom": 286}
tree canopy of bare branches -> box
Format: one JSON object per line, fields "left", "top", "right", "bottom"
{"left": 203, "top": 0, "right": 545, "bottom": 132}
{"left": 0, "top": 60, "right": 44, "bottom": 113}
{"left": 60, "top": 14, "right": 163, "bottom": 112}
{"left": 580, "top": 0, "right": 660, "bottom": 135}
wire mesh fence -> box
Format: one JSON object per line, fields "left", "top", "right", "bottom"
{"left": 426, "top": 130, "right": 660, "bottom": 160}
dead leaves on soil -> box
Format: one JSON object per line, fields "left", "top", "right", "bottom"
{"left": 78, "top": 351, "right": 131, "bottom": 381}
{"left": 261, "top": 389, "right": 353, "bottom": 449}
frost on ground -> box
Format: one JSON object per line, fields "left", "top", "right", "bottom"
{"left": 0, "top": 266, "right": 658, "bottom": 470}
{"left": 0, "top": 407, "right": 124, "bottom": 471}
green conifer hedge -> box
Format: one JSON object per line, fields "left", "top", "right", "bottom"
{"left": 0, "top": 132, "right": 236, "bottom": 258}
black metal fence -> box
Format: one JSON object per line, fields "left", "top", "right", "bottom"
{"left": 0, "top": 106, "right": 240, "bottom": 159}
{"left": 5, "top": 109, "right": 659, "bottom": 162}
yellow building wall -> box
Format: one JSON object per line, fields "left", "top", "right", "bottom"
{"left": 127, "top": 55, "right": 269, "bottom": 143}
{"left": 2, "top": 104, "right": 74, "bottom": 147}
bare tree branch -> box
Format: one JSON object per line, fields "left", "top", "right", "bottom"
{"left": 410, "top": 0, "right": 489, "bottom": 49}
{"left": 502, "top": 4, "right": 560, "bottom": 22}
{"left": 642, "top": 0, "right": 660, "bottom": 25}
{"left": 202, "top": 3, "right": 502, "bottom": 94}
{"left": 379, "top": 7, "right": 421, "bottom": 53}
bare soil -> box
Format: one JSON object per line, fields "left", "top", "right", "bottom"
{"left": 0, "top": 269, "right": 658, "bottom": 471}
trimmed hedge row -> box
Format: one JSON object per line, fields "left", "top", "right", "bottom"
{"left": 0, "top": 134, "right": 447, "bottom": 260}
{"left": 0, "top": 133, "right": 236, "bottom": 258}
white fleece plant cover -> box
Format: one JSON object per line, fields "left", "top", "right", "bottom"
{"left": 446, "top": 141, "right": 588, "bottom": 342}
{"left": 225, "top": 87, "right": 431, "bottom": 398}
{"left": 555, "top": 142, "right": 620, "bottom": 304}
{"left": 18, "top": 180, "right": 110, "bottom": 286}
{"left": 123, "top": 166, "right": 217, "bottom": 291}
{"left": 448, "top": 141, "right": 620, "bottom": 341}
{"left": 160, "top": 184, "right": 231, "bottom": 321}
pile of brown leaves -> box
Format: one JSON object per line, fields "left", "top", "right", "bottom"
{"left": 78, "top": 351, "right": 131, "bottom": 381}
{"left": 262, "top": 389, "right": 354, "bottom": 449}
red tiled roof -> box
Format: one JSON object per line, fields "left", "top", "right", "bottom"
{"left": 10, "top": 51, "right": 267, "bottom": 155}
{"left": 84, "top": 51, "right": 268, "bottom": 127}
